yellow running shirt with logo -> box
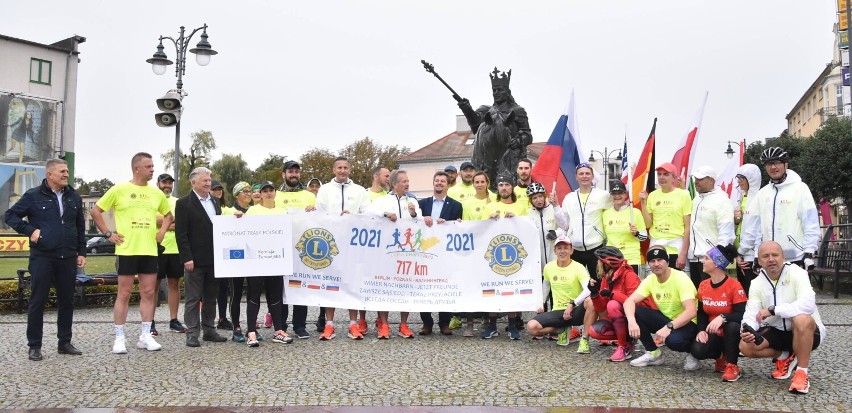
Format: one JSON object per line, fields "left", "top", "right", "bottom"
{"left": 543, "top": 260, "right": 590, "bottom": 311}
{"left": 96, "top": 182, "right": 171, "bottom": 256}
{"left": 634, "top": 268, "right": 697, "bottom": 323}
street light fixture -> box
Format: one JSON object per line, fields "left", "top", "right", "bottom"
{"left": 145, "top": 24, "right": 217, "bottom": 196}
{"left": 724, "top": 139, "right": 747, "bottom": 160}
{"left": 588, "top": 147, "right": 623, "bottom": 191}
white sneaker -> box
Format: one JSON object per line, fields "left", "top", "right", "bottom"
{"left": 630, "top": 351, "right": 664, "bottom": 367}
{"left": 112, "top": 337, "right": 127, "bottom": 354}
{"left": 136, "top": 334, "right": 162, "bottom": 351}
{"left": 684, "top": 354, "right": 701, "bottom": 370}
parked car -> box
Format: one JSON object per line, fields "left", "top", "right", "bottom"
{"left": 86, "top": 236, "right": 115, "bottom": 254}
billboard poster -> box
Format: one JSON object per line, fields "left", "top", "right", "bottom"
{"left": 0, "top": 93, "right": 60, "bottom": 231}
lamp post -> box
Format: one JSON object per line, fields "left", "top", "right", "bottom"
{"left": 146, "top": 24, "right": 217, "bottom": 196}
{"left": 588, "top": 147, "right": 623, "bottom": 191}
{"left": 724, "top": 139, "right": 747, "bottom": 162}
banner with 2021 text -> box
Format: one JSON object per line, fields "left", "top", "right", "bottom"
{"left": 212, "top": 213, "right": 543, "bottom": 312}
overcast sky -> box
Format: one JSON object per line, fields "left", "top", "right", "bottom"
{"left": 0, "top": 1, "right": 839, "bottom": 184}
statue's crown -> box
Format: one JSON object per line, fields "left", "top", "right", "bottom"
{"left": 490, "top": 67, "right": 511, "bottom": 88}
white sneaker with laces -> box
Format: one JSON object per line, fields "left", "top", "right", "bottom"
{"left": 136, "top": 333, "right": 162, "bottom": 351}
{"left": 630, "top": 351, "right": 664, "bottom": 367}
{"left": 683, "top": 354, "right": 701, "bottom": 371}
{"left": 112, "top": 336, "right": 127, "bottom": 354}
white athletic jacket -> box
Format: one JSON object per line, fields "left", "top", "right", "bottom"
{"left": 738, "top": 169, "right": 819, "bottom": 262}
{"left": 315, "top": 178, "right": 370, "bottom": 214}
{"left": 368, "top": 193, "right": 422, "bottom": 220}
{"left": 688, "top": 188, "right": 735, "bottom": 260}
{"left": 561, "top": 188, "right": 612, "bottom": 251}
{"left": 742, "top": 263, "right": 826, "bottom": 339}
{"left": 527, "top": 204, "right": 569, "bottom": 269}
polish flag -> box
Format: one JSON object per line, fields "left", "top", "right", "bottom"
{"left": 671, "top": 92, "right": 709, "bottom": 188}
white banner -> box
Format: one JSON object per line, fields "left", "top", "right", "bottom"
{"left": 284, "top": 212, "right": 543, "bottom": 312}
{"left": 212, "top": 214, "right": 294, "bottom": 278}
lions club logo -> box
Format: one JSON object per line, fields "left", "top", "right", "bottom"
{"left": 295, "top": 228, "right": 339, "bottom": 270}
{"left": 483, "top": 234, "right": 528, "bottom": 276}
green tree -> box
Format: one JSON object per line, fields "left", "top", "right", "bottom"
{"left": 252, "top": 153, "right": 288, "bottom": 187}
{"left": 74, "top": 177, "right": 90, "bottom": 195}
{"left": 87, "top": 178, "right": 114, "bottom": 195}
{"left": 743, "top": 130, "right": 807, "bottom": 187}
{"left": 798, "top": 117, "right": 852, "bottom": 204}
{"left": 299, "top": 148, "right": 336, "bottom": 184}
{"left": 161, "top": 130, "right": 217, "bottom": 195}
{"left": 338, "top": 137, "right": 410, "bottom": 187}
{"left": 210, "top": 153, "right": 252, "bottom": 204}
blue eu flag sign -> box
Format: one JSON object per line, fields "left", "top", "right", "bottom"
{"left": 228, "top": 249, "right": 245, "bottom": 259}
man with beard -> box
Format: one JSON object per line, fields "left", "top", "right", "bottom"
{"left": 444, "top": 165, "right": 458, "bottom": 188}
{"left": 514, "top": 158, "right": 533, "bottom": 208}
{"left": 687, "top": 166, "right": 734, "bottom": 288}
{"left": 367, "top": 166, "right": 390, "bottom": 202}
{"left": 447, "top": 161, "right": 477, "bottom": 203}
{"left": 152, "top": 173, "right": 187, "bottom": 335}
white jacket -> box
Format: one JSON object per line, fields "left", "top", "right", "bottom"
{"left": 742, "top": 263, "right": 826, "bottom": 339}
{"left": 527, "top": 204, "right": 569, "bottom": 269}
{"left": 688, "top": 188, "right": 735, "bottom": 260}
{"left": 561, "top": 188, "right": 612, "bottom": 251}
{"left": 315, "top": 179, "right": 371, "bottom": 214}
{"left": 738, "top": 169, "right": 819, "bottom": 261}
{"left": 367, "top": 193, "right": 422, "bottom": 220}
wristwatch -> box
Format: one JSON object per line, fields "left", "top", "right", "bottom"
{"left": 666, "top": 321, "right": 674, "bottom": 330}
{"left": 104, "top": 231, "right": 112, "bottom": 239}
{"left": 768, "top": 305, "right": 775, "bottom": 316}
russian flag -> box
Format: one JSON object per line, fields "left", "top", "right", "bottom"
{"left": 530, "top": 90, "right": 586, "bottom": 202}
{"left": 519, "top": 289, "right": 533, "bottom": 295}
{"left": 326, "top": 285, "right": 340, "bottom": 292}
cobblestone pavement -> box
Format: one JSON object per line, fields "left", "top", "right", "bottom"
{"left": 1, "top": 292, "right": 849, "bottom": 412}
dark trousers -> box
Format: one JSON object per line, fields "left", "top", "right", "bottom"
{"left": 571, "top": 245, "right": 602, "bottom": 278}
{"left": 217, "top": 278, "right": 230, "bottom": 319}
{"left": 690, "top": 321, "right": 742, "bottom": 365}
{"left": 634, "top": 306, "right": 697, "bottom": 352}
{"left": 27, "top": 255, "right": 76, "bottom": 348}
{"left": 246, "top": 276, "right": 283, "bottom": 334}
{"left": 737, "top": 265, "right": 755, "bottom": 294}
{"left": 282, "top": 305, "right": 308, "bottom": 331}
{"left": 688, "top": 261, "right": 708, "bottom": 289}
{"left": 420, "top": 312, "right": 452, "bottom": 328}
{"left": 184, "top": 265, "right": 219, "bottom": 338}
{"left": 230, "top": 277, "right": 245, "bottom": 328}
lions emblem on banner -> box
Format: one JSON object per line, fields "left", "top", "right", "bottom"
{"left": 483, "top": 234, "right": 527, "bottom": 276}
{"left": 295, "top": 228, "right": 339, "bottom": 270}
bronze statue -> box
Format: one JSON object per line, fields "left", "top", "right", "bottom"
{"left": 422, "top": 61, "right": 532, "bottom": 190}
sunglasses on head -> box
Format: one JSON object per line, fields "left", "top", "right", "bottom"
{"left": 575, "top": 162, "right": 591, "bottom": 170}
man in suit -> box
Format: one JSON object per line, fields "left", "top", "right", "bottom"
{"left": 418, "top": 171, "right": 464, "bottom": 335}
{"left": 5, "top": 159, "right": 86, "bottom": 361}
{"left": 175, "top": 167, "right": 227, "bottom": 347}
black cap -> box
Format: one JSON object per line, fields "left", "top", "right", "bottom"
{"left": 609, "top": 181, "right": 627, "bottom": 194}
{"left": 496, "top": 175, "right": 514, "bottom": 185}
{"left": 283, "top": 160, "right": 300, "bottom": 170}
{"left": 260, "top": 181, "right": 275, "bottom": 190}
{"left": 460, "top": 161, "right": 475, "bottom": 170}
{"left": 157, "top": 173, "right": 174, "bottom": 182}
{"left": 211, "top": 180, "right": 223, "bottom": 190}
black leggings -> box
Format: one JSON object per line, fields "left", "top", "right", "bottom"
{"left": 690, "top": 321, "right": 742, "bottom": 364}
{"left": 571, "top": 245, "right": 602, "bottom": 278}
{"left": 634, "top": 306, "right": 697, "bottom": 352}
{"left": 736, "top": 266, "right": 755, "bottom": 295}
{"left": 245, "top": 276, "right": 284, "bottom": 334}
{"left": 230, "top": 278, "right": 245, "bottom": 329}
{"left": 217, "top": 278, "right": 230, "bottom": 319}
{"left": 281, "top": 305, "right": 308, "bottom": 330}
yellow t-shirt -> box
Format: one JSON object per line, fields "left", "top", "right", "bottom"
{"left": 634, "top": 269, "right": 697, "bottom": 323}
{"left": 246, "top": 205, "right": 286, "bottom": 215}
{"left": 543, "top": 260, "right": 590, "bottom": 311}
{"left": 275, "top": 189, "right": 316, "bottom": 212}
{"left": 514, "top": 186, "right": 531, "bottom": 210}
{"left": 646, "top": 188, "right": 692, "bottom": 249}
{"left": 602, "top": 206, "right": 648, "bottom": 265}
{"left": 96, "top": 182, "right": 171, "bottom": 257}
{"left": 462, "top": 196, "right": 491, "bottom": 221}
{"left": 447, "top": 183, "right": 476, "bottom": 203}
{"left": 367, "top": 189, "right": 387, "bottom": 202}
{"left": 735, "top": 195, "right": 747, "bottom": 247}
{"left": 481, "top": 200, "right": 528, "bottom": 220}
{"left": 159, "top": 196, "right": 179, "bottom": 254}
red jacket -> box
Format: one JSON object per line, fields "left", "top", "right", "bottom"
{"left": 591, "top": 262, "right": 656, "bottom": 313}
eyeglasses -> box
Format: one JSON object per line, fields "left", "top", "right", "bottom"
{"left": 735, "top": 175, "right": 746, "bottom": 180}
{"left": 575, "top": 162, "right": 591, "bottom": 170}
{"left": 239, "top": 190, "right": 252, "bottom": 194}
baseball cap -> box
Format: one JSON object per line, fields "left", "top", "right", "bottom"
{"left": 157, "top": 173, "right": 174, "bottom": 182}
{"left": 232, "top": 181, "right": 251, "bottom": 196}
{"left": 211, "top": 180, "right": 224, "bottom": 190}
{"left": 259, "top": 181, "right": 275, "bottom": 190}
{"left": 692, "top": 165, "right": 716, "bottom": 180}
{"left": 283, "top": 160, "right": 300, "bottom": 170}
{"left": 460, "top": 161, "right": 475, "bottom": 170}
{"left": 655, "top": 162, "right": 677, "bottom": 175}
{"left": 250, "top": 184, "right": 262, "bottom": 191}
{"left": 554, "top": 235, "right": 571, "bottom": 247}
{"left": 496, "top": 175, "right": 514, "bottom": 185}
{"left": 444, "top": 165, "right": 457, "bottom": 172}
{"left": 609, "top": 181, "right": 627, "bottom": 193}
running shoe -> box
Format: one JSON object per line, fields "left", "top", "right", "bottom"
{"left": 247, "top": 332, "right": 259, "bottom": 347}
{"left": 463, "top": 325, "right": 475, "bottom": 337}
{"left": 721, "top": 363, "right": 741, "bottom": 382}
{"left": 217, "top": 318, "right": 233, "bottom": 330}
{"left": 556, "top": 329, "right": 569, "bottom": 346}
{"left": 630, "top": 351, "right": 664, "bottom": 367}
{"left": 531, "top": 334, "right": 545, "bottom": 340}
{"left": 508, "top": 326, "right": 521, "bottom": 340}
{"left": 577, "top": 337, "right": 590, "bottom": 354}
{"left": 315, "top": 317, "right": 326, "bottom": 332}
{"left": 480, "top": 326, "right": 498, "bottom": 339}
{"left": 377, "top": 322, "right": 390, "bottom": 339}
{"left": 683, "top": 354, "right": 701, "bottom": 371}
{"left": 319, "top": 325, "right": 335, "bottom": 340}
{"left": 293, "top": 327, "right": 310, "bottom": 339}
{"left": 398, "top": 323, "right": 415, "bottom": 338}
{"left": 714, "top": 355, "right": 727, "bottom": 373}
{"left": 448, "top": 316, "right": 463, "bottom": 330}
{"left": 598, "top": 339, "right": 616, "bottom": 346}
{"left": 264, "top": 313, "right": 273, "bottom": 328}
{"left": 272, "top": 331, "right": 293, "bottom": 344}
{"left": 136, "top": 333, "right": 162, "bottom": 351}
{"left": 169, "top": 319, "right": 188, "bottom": 333}
{"left": 358, "top": 319, "right": 368, "bottom": 335}
{"left": 348, "top": 324, "right": 364, "bottom": 340}
{"left": 772, "top": 353, "right": 798, "bottom": 380}
{"left": 610, "top": 345, "right": 631, "bottom": 362}
{"left": 232, "top": 329, "right": 246, "bottom": 343}
{"left": 112, "top": 337, "right": 127, "bottom": 354}
{"left": 788, "top": 369, "right": 809, "bottom": 394}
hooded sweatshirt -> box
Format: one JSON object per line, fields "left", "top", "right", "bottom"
{"left": 734, "top": 164, "right": 761, "bottom": 248}
{"left": 738, "top": 169, "right": 819, "bottom": 262}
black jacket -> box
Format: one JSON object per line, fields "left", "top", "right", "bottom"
{"left": 4, "top": 179, "right": 85, "bottom": 258}
{"left": 175, "top": 191, "right": 221, "bottom": 267}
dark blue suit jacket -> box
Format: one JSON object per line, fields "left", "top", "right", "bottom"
{"left": 418, "top": 196, "right": 463, "bottom": 221}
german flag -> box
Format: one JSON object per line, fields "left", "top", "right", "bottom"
{"left": 288, "top": 280, "right": 302, "bottom": 288}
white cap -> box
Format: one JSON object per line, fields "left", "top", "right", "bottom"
{"left": 555, "top": 235, "right": 571, "bottom": 246}
{"left": 692, "top": 165, "right": 716, "bottom": 180}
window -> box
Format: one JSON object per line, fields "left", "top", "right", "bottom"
{"left": 836, "top": 85, "right": 844, "bottom": 110}
{"left": 30, "top": 58, "right": 51, "bottom": 85}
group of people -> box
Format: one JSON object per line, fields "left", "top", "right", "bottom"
{"left": 4, "top": 146, "right": 826, "bottom": 395}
